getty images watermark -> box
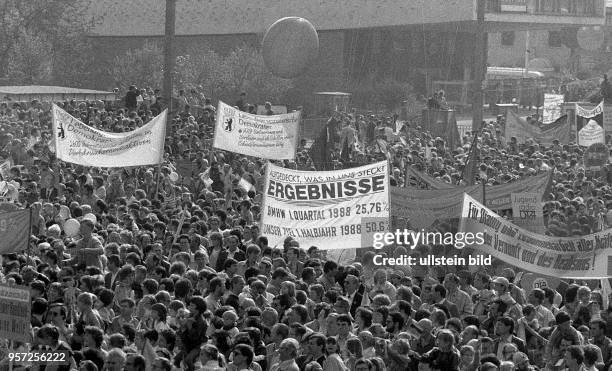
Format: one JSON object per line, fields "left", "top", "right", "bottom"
{"left": 361, "top": 217, "right": 490, "bottom": 267}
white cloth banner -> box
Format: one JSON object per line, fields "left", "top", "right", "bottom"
{"left": 578, "top": 119, "right": 605, "bottom": 147}
{"left": 460, "top": 193, "right": 612, "bottom": 279}
{"left": 52, "top": 105, "right": 166, "bottom": 167}
{"left": 261, "top": 162, "right": 390, "bottom": 250}
{"left": 213, "top": 101, "right": 300, "bottom": 160}
{"left": 576, "top": 102, "right": 603, "bottom": 118}
{"left": 542, "top": 94, "right": 564, "bottom": 124}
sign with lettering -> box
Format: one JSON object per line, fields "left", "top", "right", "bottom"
{"left": 52, "top": 105, "right": 166, "bottom": 167}
{"left": 261, "top": 162, "right": 390, "bottom": 249}
{"left": 583, "top": 142, "right": 608, "bottom": 171}
{"left": 577, "top": 102, "right": 605, "bottom": 147}
{"left": 213, "top": 101, "right": 300, "bottom": 160}
{"left": 0, "top": 284, "right": 31, "bottom": 342}
{"left": 543, "top": 94, "right": 564, "bottom": 124}
{"left": 460, "top": 193, "right": 612, "bottom": 279}
{"left": 511, "top": 192, "right": 545, "bottom": 233}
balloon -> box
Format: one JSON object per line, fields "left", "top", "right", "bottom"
{"left": 64, "top": 218, "right": 80, "bottom": 237}
{"left": 83, "top": 213, "right": 97, "bottom": 224}
{"left": 577, "top": 26, "right": 604, "bottom": 52}
{"left": 169, "top": 172, "right": 179, "bottom": 182}
{"left": 59, "top": 205, "right": 70, "bottom": 220}
{"left": 262, "top": 17, "right": 319, "bottom": 79}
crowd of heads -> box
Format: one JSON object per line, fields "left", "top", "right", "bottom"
{"left": 0, "top": 90, "right": 609, "bottom": 371}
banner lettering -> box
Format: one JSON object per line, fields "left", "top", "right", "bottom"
{"left": 460, "top": 193, "right": 612, "bottom": 278}
{"left": 213, "top": 101, "right": 299, "bottom": 160}
{"left": 577, "top": 102, "right": 605, "bottom": 146}
{"left": 0, "top": 284, "right": 31, "bottom": 342}
{"left": 511, "top": 192, "right": 545, "bottom": 234}
{"left": 261, "top": 162, "right": 390, "bottom": 249}
{"left": 542, "top": 94, "right": 564, "bottom": 124}
{"left": 52, "top": 105, "right": 166, "bottom": 167}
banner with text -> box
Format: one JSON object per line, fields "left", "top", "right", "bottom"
{"left": 261, "top": 162, "right": 390, "bottom": 249}
{"left": 213, "top": 101, "right": 300, "bottom": 160}
{"left": 0, "top": 284, "right": 31, "bottom": 342}
{"left": 576, "top": 102, "right": 605, "bottom": 147}
{"left": 542, "top": 94, "right": 565, "bottom": 124}
{"left": 511, "top": 192, "right": 545, "bottom": 233}
{"left": 460, "top": 193, "right": 612, "bottom": 279}
{"left": 392, "top": 171, "right": 551, "bottom": 228}
{"left": 505, "top": 110, "right": 570, "bottom": 145}
{"left": 52, "top": 105, "right": 166, "bottom": 167}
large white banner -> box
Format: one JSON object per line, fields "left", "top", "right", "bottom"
{"left": 52, "top": 105, "right": 166, "bottom": 167}
{"left": 261, "top": 162, "right": 390, "bottom": 250}
{"left": 542, "top": 94, "right": 564, "bottom": 124}
{"left": 460, "top": 193, "right": 612, "bottom": 279}
{"left": 213, "top": 101, "right": 300, "bottom": 160}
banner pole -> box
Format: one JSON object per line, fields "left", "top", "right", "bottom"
{"left": 26, "top": 208, "right": 33, "bottom": 265}
{"left": 8, "top": 340, "right": 13, "bottom": 371}
{"left": 155, "top": 164, "right": 162, "bottom": 200}
{"left": 482, "top": 179, "right": 486, "bottom": 206}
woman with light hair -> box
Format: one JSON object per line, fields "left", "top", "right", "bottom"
{"left": 501, "top": 343, "right": 518, "bottom": 362}
{"left": 358, "top": 331, "right": 376, "bottom": 358}
{"left": 199, "top": 344, "right": 226, "bottom": 371}
{"left": 372, "top": 269, "right": 396, "bottom": 301}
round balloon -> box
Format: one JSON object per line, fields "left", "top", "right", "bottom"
{"left": 169, "top": 172, "right": 179, "bottom": 182}
{"left": 578, "top": 26, "right": 605, "bottom": 52}
{"left": 262, "top": 17, "right": 319, "bottom": 79}
{"left": 64, "top": 218, "right": 80, "bottom": 237}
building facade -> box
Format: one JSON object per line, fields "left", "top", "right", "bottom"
{"left": 84, "top": 0, "right": 606, "bottom": 103}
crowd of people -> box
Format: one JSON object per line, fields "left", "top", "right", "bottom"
{"left": 0, "top": 84, "right": 610, "bottom": 371}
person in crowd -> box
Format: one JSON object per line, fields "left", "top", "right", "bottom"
{"left": 1, "top": 90, "right": 611, "bottom": 371}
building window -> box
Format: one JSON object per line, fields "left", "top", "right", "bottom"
{"left": 548, "top": 31, "right": 562, "bottom": 47}
{"left": 501, "top": 31, "right": 515, "bottom": 46}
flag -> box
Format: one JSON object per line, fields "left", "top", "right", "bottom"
{"left": 505, "top": 110, "right": 570, "bottom": 144}
{"left": 461, "top": 135, "right": 479, "bottom": 186}
{"left": 309, "top": 121, "right": 332, "bottom": 171}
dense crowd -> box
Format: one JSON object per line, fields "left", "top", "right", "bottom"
{"left": 0, "top": 85, "right": 610, "bottom": 371}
